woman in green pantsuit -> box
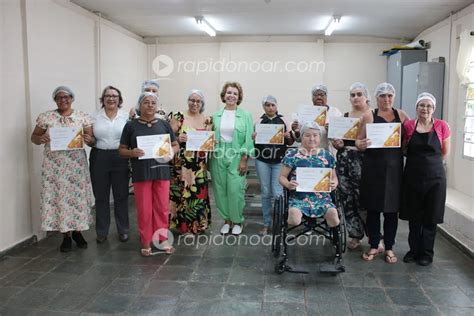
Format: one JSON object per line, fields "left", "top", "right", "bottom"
{"left": 210, "top": 82, "right": 254, "bottom": 236}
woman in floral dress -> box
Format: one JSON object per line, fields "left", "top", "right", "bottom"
{"left": 30, "top": 86, "right": 94, "bottom": 252}
{"left": 168, "top": 90, "right": 211, "bottom": 235}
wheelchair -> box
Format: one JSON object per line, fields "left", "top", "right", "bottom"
{"left": 271, "top": 188, "right": 346, "bottom": 275}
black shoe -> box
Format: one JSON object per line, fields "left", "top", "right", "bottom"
{"left": 71, "top": 231, "right": 88, "bottom": 249}
{"left": 118, "top": 234, "right": 129, "bottom": 242}
{"left": 96, "top": 236, "right": 108, "bottom": 244}
{"left": 416, "top": 257, "right": 432, "bottom": 266}
{"left": 60, "top": 237, "right": 72, "bottom": 252}
{"left": 403, "top": 251, "right": 416, "bottom": 263}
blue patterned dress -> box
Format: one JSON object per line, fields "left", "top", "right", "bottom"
{"left": 282, "top": 148, "right": 336, "bottom": 217}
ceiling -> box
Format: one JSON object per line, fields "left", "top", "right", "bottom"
{"left": 71, "top": 0, "right": 473, "bottom": 40}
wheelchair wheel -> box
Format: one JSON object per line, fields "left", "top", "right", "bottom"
{"left": 271, "top": 196, "right": 284, "bottom": 258}
{"left": 338, "top": 209, "right": 347, "bottom": 254}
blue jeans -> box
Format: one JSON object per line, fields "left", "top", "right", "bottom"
{"left": 255, "top": 159, "right": 283, "bottom": 227}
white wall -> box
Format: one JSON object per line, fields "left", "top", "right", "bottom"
{"left": 0, "top": 0, "right": 147, "bottom": 252}
{"left": 149, "top": 39, "right": 392, "bottom": 119}
{"left": 416, "top": 4, "right": 474, "bottom": 197}
{"left": 0, "top": 0, "right": 33, "bottom": 252}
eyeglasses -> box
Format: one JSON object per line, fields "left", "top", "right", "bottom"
{"left": 188, "top": 99, "right": 202, "bottom": 104}
{"left": 313, "top": 92, "right": 326, "bottom": 97}
{"left": 350, "top": 92, "right": 364, "bottom": 98}
{"left": 104, "top": 95, "right": 119, "bottom": 99}
{"left": 417, "top": 104, "right": 434, "bottom": 109}
{"left": 55, "top": 96, "right": 71, "bottom": 100}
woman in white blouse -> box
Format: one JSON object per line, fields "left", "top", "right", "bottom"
{"left": 90, "top": 86, "right": 130, "bottom": 243}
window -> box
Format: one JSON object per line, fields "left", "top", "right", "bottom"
{"left": 463, "top": 61, "right": 474, "bottom": 159}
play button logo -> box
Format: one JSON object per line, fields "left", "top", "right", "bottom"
{"left": 152, "top": 55, "right": 174, "bottom": 77}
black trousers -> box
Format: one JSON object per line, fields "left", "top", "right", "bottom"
{"left": 90, "top": 148, "right": 130, "bottom": 237}
{"left": 408, "top": 222, "right": 437, "bottom": 261}
{"left": 367, "top": 211, "right": 398, "bottom": 250}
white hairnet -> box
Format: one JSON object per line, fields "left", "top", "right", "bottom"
{"left": 350, "top": 82, "right": 370, "bottom": 102}
{"left": 416, "top": 92, "right": 436, "bottom": 109}
{"left": 141, "top": 80, "right": 160, "bottom": 92}
{"left": 262, "top": 95, "right": 278, "bottom": 106}
{"left": 375, "top": 82, "right": 395, "bottom": 97}
{"left": 300, "top": 121, "right": 322, "bottom": 136}
{"left": 188, "top": 89, "right": 206, "bottom": 113}
{"left": 311, "top": 84, "right": 328, "bottom": 96}
{"left": 52, "top": 86, "right": 75, "bottom": 101}
{"left": 136, "top": 92, "right": 159, "bottom": 116}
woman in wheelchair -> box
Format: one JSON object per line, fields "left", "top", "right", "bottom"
{"left": 279, "top": 122, "right": 340, "bottom": 228}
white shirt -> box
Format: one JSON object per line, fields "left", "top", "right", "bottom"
{"left": 93, "top": 108, "right": 128, "bottom": 150}
{"left": 220, "top": 109, "right": 236, "bottom": 143}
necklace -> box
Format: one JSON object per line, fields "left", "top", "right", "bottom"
{"left": 138, "top": 118, "right": 158, "bottom": 127}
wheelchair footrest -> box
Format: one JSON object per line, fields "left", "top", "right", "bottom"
{"left": 275, "top": 261, "right": 308, "bottom": 275}
{"left": 319, "top": 260, "right": 345, "bottom": 274}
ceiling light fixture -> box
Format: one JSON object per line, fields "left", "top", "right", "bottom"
{"left": 325, "top": 15, "right": 341, "bottom": 36}
{"left": 195, "top": 16, "right": 216, "bottom": 37}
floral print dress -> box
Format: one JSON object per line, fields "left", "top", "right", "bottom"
{"left": 169, "top": 125, "right": 211, "bottom": 234}
{"left": 282, "top": 148, "right": 336, "bottom": 217}
{"left": 36, "top": 110, "right": 94, "bottom": 232}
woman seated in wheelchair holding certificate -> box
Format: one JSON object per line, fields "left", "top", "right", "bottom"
{"left": 279, "top": 121, "right": 340, "bottom": 229}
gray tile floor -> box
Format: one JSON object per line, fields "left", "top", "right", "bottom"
{"left": 1, "top": 190, "right": 473, "bottom": 315}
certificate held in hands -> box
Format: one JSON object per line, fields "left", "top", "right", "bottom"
{"left": 296, "top": 167, "right": 332, "bottom": 193}
{"left": 255, "top": 124, "right": 284, "bottom": 145}
{"left": 136, "top": 134, "right": 171, "bottom": 160}
{"left": 327, "top": 117, "right": 360, "bottom": 140}
{"left": 366, "top": 123, "right": 401, "bottom": 148}
{"left": 297, "top": 105, "right": 327, "bottom": 126}
{"left": 49, "top": 127, "right": 84, "bottom": 151}
{"left": 186, "top": 131, "right": 215, "bottom": 151}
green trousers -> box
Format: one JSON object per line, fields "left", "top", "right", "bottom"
{"left": 210, "top": 143, "right": 246, "bottom": 224}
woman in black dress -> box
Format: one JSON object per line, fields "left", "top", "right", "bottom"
{"left": 400, "top": 92, "right": 450, "bottom": 266}
{"left": 356, "top": 82, "right": 410, "bottom": 264}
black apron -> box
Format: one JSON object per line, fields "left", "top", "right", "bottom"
{"left": 360, "top": 109, "right": 403, "bottom": 213}
{"left": 400, "top": 121, "right": 446, "bottom": 224}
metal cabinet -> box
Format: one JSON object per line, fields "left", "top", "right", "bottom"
{"left": 401, "top": 62, "right": 445, "bottom": 119}
{"left": 387, "top": 50, "right": 427, "bottom": 108}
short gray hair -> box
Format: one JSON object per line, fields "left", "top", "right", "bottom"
{"left": 300, "top": 121, "right": 322, "bottom": 136}
{"left": 188, "top": 89, "right": 206, "bottom": 113}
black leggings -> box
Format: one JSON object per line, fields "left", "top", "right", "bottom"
{"left": 367, "top": 211, "right": 398, "bottom": 250}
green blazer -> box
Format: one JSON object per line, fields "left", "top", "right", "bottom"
{"left": 212, "top": 107, "right": 254, "bottom": 157}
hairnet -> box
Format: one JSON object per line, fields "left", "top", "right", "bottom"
{"left": 136, "top": 92, "right": 159, "bottom": 116}
{"left": 262, "top": 95, "right": 278, "bottom": 106}
{"left": 141, "top": 80, "right": 160, "bottom": 92}
{"left": 300, "top": 121, "right": 322, "bottom": 136}
{"left": 350, "top": 82, "right": 370, "bottom": 101}
{"left": 311, "top": 84, "right": 328, "bottom": 96}
{"left": 416, "top": 92, "right": 436, "bottom": 109}
{"left": 375, "top": 82, "right": 395, "bottom": 97}
{"left": 188, "top": 89, "right": 206, "bottom": 113}
{"left": 52, "top": 86, "right": 75, "bottom": 101}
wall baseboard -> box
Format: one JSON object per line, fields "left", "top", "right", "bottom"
{"left": 0, "top": 235, "right": 37, "bottom": 258}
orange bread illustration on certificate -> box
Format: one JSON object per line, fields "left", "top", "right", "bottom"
{"left": 155, "top": 135, "right": 171, "bottom": 157}
{"left": 199, "top": 133, "right": 215, "bottom": 151}
{"left": 269, "top": 127, "right": 284, "bottom": 144}
{"left": 383, "top": 124, "right": 401, "bottom": 147}
{"left": 343, "top": 120, "right": 360, "bottom": 140}
{"left": 67, "top": 129, "right": 83, "bottom": 149}
{"left": 313, "top": 170, "right": 331, "bottom": 192}
{"left": 314, "top": 108, "right": 327, "bottom": 126}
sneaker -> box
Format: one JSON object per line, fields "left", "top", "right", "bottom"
{"left": 60, "top": 237, "right": 72, "bottom": 252}
{"left": 231, "top": 224, "right": 242, "bottom": 235}
{"left": 71, "top": 231, "right": 88, "bottom": 249}
{"left": 220, "top": 224, "right": 230, "bottom": 235}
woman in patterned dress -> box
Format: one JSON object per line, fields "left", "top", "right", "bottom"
{"left": 168, "top": 90, "right": 211, "bottom": 235}
{"left": 331, "top": 83, "right": 371, "bottom": 250}
{"left": 279, "top": 122, "right": 340, "bottom": 231}
{"left": 30, "top": 86, "right": 94, "bottom": 252}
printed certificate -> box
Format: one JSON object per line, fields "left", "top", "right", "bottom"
{"left": 186, "top": 131, "right": 215, "bottom": 151}
{"left": 255, "top": 124, "right": 284, "bottom": 145}
{"left": 136, "top": 134, "right": 171, "bottom": 160}
{"left": 366, "top": 123, "right": 401, "bottom": 148}
{"left": 49, "top": 127, "right": 83, "bottom": 151}
{"left": 327, "top": 117, "right": 360, "bottom": 140}
{"left": 297, "top": 105, "right": 327, "bottom": 126}
{"left": 296, "top": 167, "right": 332, "bottom": 193}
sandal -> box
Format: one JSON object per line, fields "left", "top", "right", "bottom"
{"left": 156, "top": 241, "right": 175, "bottom": 254}
{"left": 347, "top": 238, "right": 361, "bottom": 250}
{"left": 362, "top": 249, "right": 379, "bottom": 261}
{"left": 140, "top": 248, "right": 153, "bottom": 257}
{"left": 377, "top": 241, "right": 385, "bottom": 254}
{"left": 258, "top": 227, "right": 269, "bottom": 236}
{"left": 384, "top": 251, "right": 398, "bottom": 264}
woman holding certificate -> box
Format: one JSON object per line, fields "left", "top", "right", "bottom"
{"left": 356, "top": 82, "right": 409, "bottom": 264}
{"left": 119, "top": 92, "right": 179, "bottom": 256}
{"left": 210, "top": 82, "right": 254, "bottom": 236}
{"left": 31, "top": 86, "right": 94, "bottom": 252}
{"left": 279, "top": 122, "right": 340, "bottom": 230}
{"left": 254, "top": 95, "right": 293, "bottom": 235}
{"left": 400, "top": 92, "right": 450, "bottom": 266}
{"left": 331, "top": 82, "right": 371, "bottom": 250}
{"left": 168, "top": 90, "right": 211, "bottom": 235}
{"left": 89, "top": 86, "right": 130, "bottom": 244}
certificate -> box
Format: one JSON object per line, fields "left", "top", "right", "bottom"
{"left": 136, "top": 134, "right": 171, "bottom": 160}
{"left": 327, "top": 117, "right": 360, "bottom": 140}
{"left": 186, "top": 131, "right": 215, "bottom": 151}
{"left": 49, "top": 127, "right": 83, "bottom": 151}
{"left": 366, "top": 123, "right": 401, "bottom": 148}
{"left": 255, "top": 124, "right": 284, "bottom": 145}
{"left": 297, "top": 105, "right": 327, "bottom": 126}
{"left": 296, "top": 167, "right": 332, "bottom": 193}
